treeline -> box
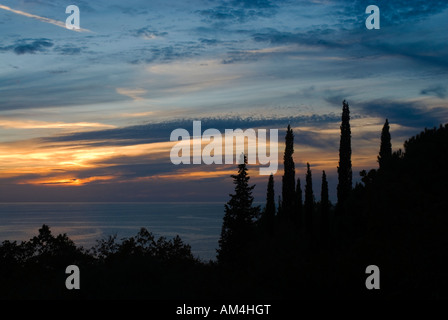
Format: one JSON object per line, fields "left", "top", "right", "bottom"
{"left": 215, "top": 100, "right": 448, "bottom": 299}
{"left": 0, "top": 225, "right": 208, "bottom": 299}
{"left": 216, "top": 100, "right": 357, "bottom": 268}
{"left": 1, "top": 101, "right": 447, "bottom": 299}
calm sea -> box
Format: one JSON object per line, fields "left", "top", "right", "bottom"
{"left": 0, "top": 202, "right": 229, "bottom": 261}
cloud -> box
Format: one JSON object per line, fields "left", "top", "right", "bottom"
{"left": 199, "top": 39, "right": 221, "bottom": 46}
{"left": 252, "top": 28, "right": 343, "bottom": 49}
{"left": 53, "top": 44, "right": 83, "bottom": 55}
{"left": 116, "top": 88, "right": 148, "bottom": 101}
{"left": 0, "top": 38, "right": 54, "bottom": 55}
{"left": 228, "top": 0, "right": 277, "bottom": 9}
{"left": 221, "top": 45, "right": 299, "bottom": 64}
{"left": 357, "top": 99, "right": 447, "bottom": 128}
{"left": 420, "top": 85, "right": 447, "bottom": 99}
{"left": 221, "top": 50, "right": 260, "bottom": 64}
{"left": 251, "top": 25, "right": 447, "bottom": 72}
{"left": 196, "top": 0, "right": 278, "bottom": 24}
{"left": 47, "top": 70, "right": 69, "bottom": 74}
{"left": 42, "top": 114, "right": 342, "bottom": 147}
{"left": 323, "top": 89, "right": 352, "bottom": 106}
{"left": 109, "top": 5, "right": 149, "bottom": 16}
{"left": 19, "top": 175, "right": 116, "bottom": 186}
{"left": 0, "top": 39, "right": 86, "bottom": 56}
{"left": 361, "top": 40, "right": 448, "bottom": 70}
{"left": 129, "top": 45, "right": 199, "bottom": 64}
{"left": 132, "top": 27, "right": 168, "bottom": 40}
{"left": 0, "top": 118, "right": 116, "bottom": 130}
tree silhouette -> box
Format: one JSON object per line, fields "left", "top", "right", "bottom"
{"left": 281, "top": 124, "right": 296, "bottom": 221}
{"left": 378, "top": 119, "right": 392, "bottom": 170}
{"left": 320, "top": 171, "right": 330, "bottom": 246}
{"left": 304, "top": 163, "right": 314, "bottom": 232}
{"left": 217, "top": 154, "right": 260, "bottom": 264}
{"left": 295, "top": 177, "right": 303, "bottom": 228}
{"left": 277, "top": 195, "right": 282, "bottom": 215}
{"left": 337, "top": 100, "right": 352, "bottom": 215}
{"left": 263, "top": 173, "right": 276, "bottom": 234}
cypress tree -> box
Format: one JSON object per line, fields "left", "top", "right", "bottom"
{"left": 217, "top": 155, "right": 260, "bottom": 264}
{"left": 378, "top": 119, "right": 392, "bottom": 170}
{"left": 295, "top": 177, "right": 303, "bottom": 228}
{"left": 337, "top": 100, "right": 352, "bottom": 214}
{"left": 277, "top": 195, "right": 282, "bottom": 216}
{"left": 282, "top": 124, "right": 296, "bottom": 221}
{"left": 304, "top": 163, "right": 314, "bottom": 231}
{"left": 320, "top": 171, "right": 330, "bottom": 245}
{"left": 264, "top": 174, "right": 276, "bottom": 233}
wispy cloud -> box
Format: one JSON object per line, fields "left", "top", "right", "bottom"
{"left": 0, "top": 118, "right": 116, "bottom": 130}
{"left": 0, "top": 38, "right": 54, "bottom": 55}
{"left": 132, "top": 27, "right": 168, "bottom": 40}
{"left": 19, "top": 175, "right": 116, "bottom": 186}
{"left": 0, "top": 4, "right": 91, "bottom": 32}
{"left": 357, "top": 99, "right": 447, "bottom": 128}
{"left": 116, "top": 88, "right": 148, "bottom": 101}
{"left": 420, "top": 85, "right": 447, "bottom": 99}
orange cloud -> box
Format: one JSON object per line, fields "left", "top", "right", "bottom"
{"left": 0, "top": 117, "right": 385, "bottom": 189}
{"left": 0, "top": 118, "right": 116, "bottom": 130}
{"left": 154, "top": 169, "right": 236, "bottom": 181}
{"left": 19, "top": 175, "right": 116, "bottom": 186}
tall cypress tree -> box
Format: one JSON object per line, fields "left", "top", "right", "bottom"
{"left": 295, "top": 177, "right": 303, "bottom": 228}
{"left": 264, "top": 174, "right": 276, "bottom": 233}
{"left": 282, "top": 124, "right": 296, "bottom": 221}
{"left": 277, "top": 195, "right": 282, "bottom": 216}
{"left": 337, "top": 100, "right": 352, "bottom": 214}
{"left": 320, "top": 171, "right": 330, "bottom": 245}
{"left": 217, "top": 155, "right": 260, "bottom": 264}
{"left": 378, "top": 119, "right": 392, "bottom": 170}
{"left": 304, "top": 163, "right": 314, "bottom": 231}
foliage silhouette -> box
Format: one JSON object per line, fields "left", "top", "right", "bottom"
{"left": 217, "top": 154, "right": 260, "bottom": 265}
{"left": 378, "top": 119, "right": 392, "bottom": 170}
{"left": 337, "top": 100, "right": 352, "bottom": 215}
{"left": 320, "top": 170, "right": 330, "bottom": 248}
{"left": 261, "top": 173, "right": 276, "bottom": 235}
{"left": 0, "top": 225, "right": 200, "bottom": 299}
{"left": 281, "top": 124, "right": 296, "bottom": 221}
{"left": 295, "top": 177, "right": 303, "bottom": 228}
{"left": 304, "top": 163, "right": 314, "bottom": 233}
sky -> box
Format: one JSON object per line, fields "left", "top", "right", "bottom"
{"left": 0, "top": 0, "right": 447, "bottom": 203}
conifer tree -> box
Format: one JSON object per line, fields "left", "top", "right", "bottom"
{"left": 217, "top": 155, "right": 260, "bottom": 264}
{"left": 304, "top": 163, "right": 314, "bottom": 231}
{"left": 282, "top": 124, "right": 296, "bottom": 221}
{"left": 295, "top": 177, "right": 303, "bottom": 227}
{"left": 378, "top": 119, "right": 392, "bottom": 169}
{"left": 337, "top": 100, "right": 352, "bottom": 214}
{"left": 264, "top": 174, "right": 276, "bottom": 233}
{"left": 277, "top": 195, "right": 282, "bottom": 216}
{"left": 320, "top": 171, "right": 330, "bottom": 243}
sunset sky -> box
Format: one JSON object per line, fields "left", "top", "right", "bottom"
{"left": 0, "top": 0, "right": 447, "bottom": 203}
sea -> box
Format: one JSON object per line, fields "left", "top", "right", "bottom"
{"left": 0, "top": 202, "right": 234, "bottom": 261}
